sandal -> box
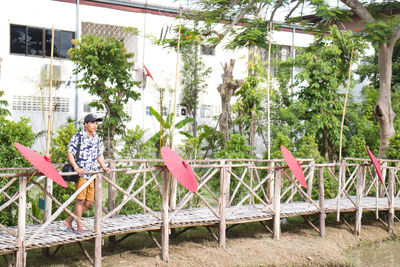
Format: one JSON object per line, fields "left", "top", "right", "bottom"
{"left": 74, "top": 229, "right": 91, "bottom": 235}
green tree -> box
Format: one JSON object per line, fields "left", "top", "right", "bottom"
{"left": 0, "top": 89, "right": 10, "bottom": 117}
{"left": 49, "top": 122, "right": 79, "bottom": 164}
{"left": 118, "top": 126, "right": 156, "bottom": 159}
{"left": 148, "top": 106, "right": 194, "bottom": 155}
{"left": 68, "top": 35, "right": 141, "bottom": 159}
{"left": 0, "top": 117, "right": 35, "bottom": 226}
{"left": 289, "top": 26, "right": 366, "bottom": 160}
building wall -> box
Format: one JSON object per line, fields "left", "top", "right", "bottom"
{"left": 0, "top": 0, "right": 314, "bottom": 156}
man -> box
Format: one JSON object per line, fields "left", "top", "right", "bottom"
{"left": 63, "top": 114, "right": 110, "bottom": 234}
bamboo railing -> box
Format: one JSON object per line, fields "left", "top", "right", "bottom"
{"left": 0, "top": 158, "right": 400, "bottom": 266}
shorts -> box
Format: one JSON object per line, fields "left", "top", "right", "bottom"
{"left": 75, "top": 177, "right": 95, "bottom": 202}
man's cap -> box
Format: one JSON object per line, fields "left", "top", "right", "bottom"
{"left": 84, "top": 114, "right": 102, "bottom": 123}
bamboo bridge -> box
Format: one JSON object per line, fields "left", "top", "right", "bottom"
{"left": 0, "top": 158, "right": 399, "bottom": 266}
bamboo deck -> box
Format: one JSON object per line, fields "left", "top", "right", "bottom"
{"left": 0, "top": 196, "right": 396, "bottom": 256}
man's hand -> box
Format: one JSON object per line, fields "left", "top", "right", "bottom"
{"left": 102, "top": 167, "right": 111, "bottom": 174}
{"left": 75, "top": 167, "right": 85, "bottom": 176}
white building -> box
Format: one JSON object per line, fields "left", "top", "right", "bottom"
{"left": 0, "top": 0, "right": 314, "bottom": 155}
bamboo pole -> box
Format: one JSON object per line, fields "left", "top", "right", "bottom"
{"left": 355, "top": 165, "right": 364, "bottom": 236}
{"left": 44, "top": 26, "right": 55, "bottom": 224}
{"left": 169, "top": 6, "right": 183, "bottom": 212}
{"left": 339, "top": 47, "right": 354, "bottom": 162}
{"left": 388, "top": 169, "right": 394, "bottom": 234}
{"left": 94, "top": 175, "right": 102, "bottom": 266}
{"left": 218, "top": 160, "right": 226, "bottom": 248}
{"left": 306, "top": 160, "right": 314, "bottom": 201}
{"left": 161, "top": 168, "right": 169, "bottom": 262}
{"left": 318, "top": 167, "right": 325, "bottom": 237}
{"left": 108, "top": 162, "right": 116, "bottom": 243}
{"left": 266, "top": 22, "right": 273, "bottom": 160}
{"left": 273, "top": 169, "right": 281, "bottom": 240}
{"left": 16, "top": 176, "right": 27, "bottom": 267}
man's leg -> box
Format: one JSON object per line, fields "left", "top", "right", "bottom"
{"left": 63, "top": 199, "right": 85, "bottom": 229}
{"left": 75, "top": 200, "right": 93, "bottom": 231}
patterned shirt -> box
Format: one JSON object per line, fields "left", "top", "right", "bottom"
{"left": 68, "top": 129, "right": 102, "bottom": 179}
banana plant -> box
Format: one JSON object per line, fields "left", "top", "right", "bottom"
{"left": 148, "top": 106, "right": 194, "bottom": 153}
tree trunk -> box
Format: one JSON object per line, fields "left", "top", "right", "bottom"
{"left": 217, "top": 59, "right": 243, "bottom": 142}
{"left": 375, "top": 43, "right": 396, "bottom": 158}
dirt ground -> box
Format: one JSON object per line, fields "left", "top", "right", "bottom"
{"left": 16, "top": 214, "right": 400, "bottom": 267}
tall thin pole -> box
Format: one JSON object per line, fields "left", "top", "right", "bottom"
{"left": 74, "top": 0, "right": 80, "bottom": 127}
{"left": 171, "top": 6, "right": 183, "bottom": 149}
{"left": 44, "top": 26, "right": 55, "bottom": 224}
{"left": 339, "top": 47, "right": 354, "bottom": 162}
{"left": 266, "top": 22, "right": 273, "bottom": 160}
{"left": 169, "top": 6, "right": 183, "bottom": 211}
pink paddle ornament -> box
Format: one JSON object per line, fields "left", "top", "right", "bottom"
{"left": 14, "top": 142, "right": 68, "bottom": 188}
{"left": 160, "top": 146, "right": 198, "bottom": 193}
{"left": 280, "top": 145, "right": 307, "bottom": 188}
{"left": 366, "top": 145, "right": 383, "bottom": 185}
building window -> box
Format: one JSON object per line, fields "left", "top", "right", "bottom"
{"left": 201, "top": 45, "right": 215, "bottom": 56}
{"left": 12, "top": 95, "right": 69, "bottom": 112}
{"left": 201, "top": 105, "right": 211, "bottom": 118}
{"left": 146, "top": 106, "right": 151, "bottom": 116}
{"left": 181, "top": 107, "right": 187, "bottom": 117}
{"left": 10, "top": 24, "right": 74, "bottom": 58}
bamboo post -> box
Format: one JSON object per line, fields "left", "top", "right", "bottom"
{"left": 375, "top": 167, "right": 379, "bottom": 219}
{"left": 267, "top": 161, "right": 274, "bottom": 202}
{"left": 337, "top": 159, "right": 345, "bottom": 222}
{"left": 94, "top": 174, "right": 102, "bottom": 266}
{"left": 388, "top": 169, "right": 394, "bottom": 234}
{"left": 108, "top": 161, "right": 116, "bottom": 243}
{"left": 318, "top": 167, "right": 325, "bottom": 237}
{"left": 169, "top": 6, "right": 183, "bottom": 212}
{"left": 16, "top": 176, "right": 27, "bottom": 267}
{"left": 307, "top": 160, "right": 315, "bottom": 201}
{"left": 273, "top": 169, "right": 281, "bottom": 240}
{"left": 161, "top": 168, "right": 169, "bottom": 262}
{"left": 250, "top": 163, "right": 254, "bottom": 205}
{"left": 355, "top": 165, "right": 365, "bottom": 236}
{"left": 225, "top": 161, "right": 231, "bottom": 206}
{"left": 44, "top": 26, "right": 55, "bottom": 225}
{"left": 380, "top": 161, "right": 387, "bottom": 197}
{"left": 218, "top": 160, "right": 226, "bottom": 248}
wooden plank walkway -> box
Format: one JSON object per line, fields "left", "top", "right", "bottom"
{"left": 0, "top": 196, "right": 397, "bottom": 256}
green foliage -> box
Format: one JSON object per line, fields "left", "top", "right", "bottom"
{"left": 215, "top": 133, "right": 254, "bottom": 159}
{"left": 226, "top": 18, "right": 270, "bottom": 49}
{"left": 0, "top": 89, "right": 10, "bottom": 117}
{"left": 0, "top": 116, "right": 35, "bottom": 226}
{"left": 49, "top": 122, "right": 79, "bottom": 164}
{"left": 118, "top": 126, "right": 156, "bottom": 159}
{"left": 148, "top": 106, "right": 194, "bottom": 153}
{"left": 180, "top": 31, "right": 212, "bottom": 130}
{"left": 197, "top": 124, "right": 224, "bottom": 158}
{"left": 68, "top": 35, "right": 141, "bottom": 157}
{"left": 0, "top": 117, "right": 35, "bottom": 167}
{"left": 178, "top": 137, "right": 201, "bottom": 160}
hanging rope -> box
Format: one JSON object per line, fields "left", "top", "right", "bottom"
{"left": 339, "top": 46, "right": 355, "bottom": 162}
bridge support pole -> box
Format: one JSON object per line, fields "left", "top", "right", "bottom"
{"left": 273, "top": 169, "right": 281, "bottom": 240}
{"left": 94, "top": 174, "right": 102, "bottom": 266}
{"left": 318, "top": 167, "right": 325, "bottom": 237}
{"left": 219, "top": 160, "right": 226, "bottom": 248}
{"left": 108, "top": 162, "right": 117, "bottom": 243}
{"left": 355, "top": 166, "right": 365, "bottom": 236}
{"left": 161, "top": 168, "right": 169, "bottom": 262}
{"left": 16, "top": 176, "right": 27, "bottom": 267}
{"left": 388, "top": 169, "right": 395, "bottom": 234}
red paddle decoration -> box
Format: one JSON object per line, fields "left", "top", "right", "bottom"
{"left": 14, "top": 142, "right": 68, "bottom": 188}
{"left": 160, "top": 146, "right": 198, "bottom": 193}
{"left": 144, "top": 65, "right": 154, "bottom": 80}
{"left": 280, "top": 145, "right": 307, "bottom": 188}
{"left": 366, "top": 146, "right": 383, "bottom": 185}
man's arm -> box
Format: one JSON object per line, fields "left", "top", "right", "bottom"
{"left": 97, "top": 156, "right": 111, "bottom": 174}
{"left": 68, "top": 151, "right": 85, "bottom": 176}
